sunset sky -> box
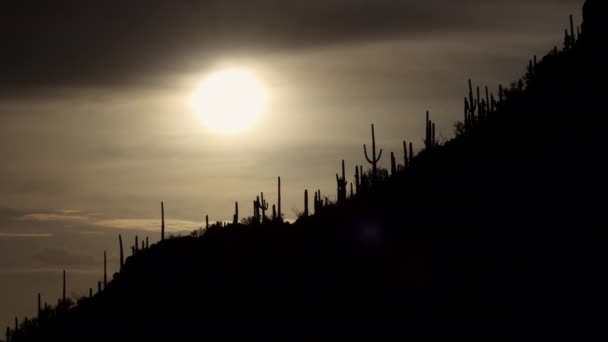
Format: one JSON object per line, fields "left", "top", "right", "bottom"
{"left": 0, "top": 0, "right": 583, "bottom": 330}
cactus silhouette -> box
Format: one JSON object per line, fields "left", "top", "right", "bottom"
{"left": 403, "top": 141, "right": 409, "bottom": 169}
{"left": 314, "top": 190, "right": 323, "bottom": 214}
{"left": 354, "top": 166, "right": 360, "bottom": 195}
{"left": 233, "top": 201, "right": 239, "bottom": 225}
{"left": 161, "top": 201, "right": 165, "bottom": 241}
{"left": 465, "top": 79, "right": 478, "bottom": 131}
{"left": 364, "top": 124, "right": 383, "bottom": 181}
{"left": 390, "top": 152, "right": 397, "bottom": 176}
{"left": 62, "top": 270, "right": 66, "bottom": 302}
{"left": 336, "top": 160, "right": 347, "bottom": 203}
{"left": 570, "top": 14, "right": 575, "bottom": 46}
{"left": 205, "top": 215, "right": 209, "bottom": 229}
{"left": 272, "top": 204, "right": 277, "bottom": 221}
{"left": 253, "top": 196, "right": 261, "bottom": 223}
{"left": 277, "top": 177, "right": 282, "bottom": 222}
{"left": 425, "top": 111, "right": 437, "bottom": 149}
{"left": 37, "top": 293, "right": 41, "bottom": 319}
{"left": 303, "top": 189, "right": 309, "bottom": 217}
{"left": 135, "top": 236, "right": 139, "bottom": 253}
{"left": 118, "top": 234, "right": 124, "bottom": 271}
{"left": 103, "top": 250, "right": 107, "bottom": 288}
{"left": 259, "top": 193, "right": 269, "bottom": 222}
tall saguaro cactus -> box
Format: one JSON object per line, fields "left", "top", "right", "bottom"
{"left": 118, "top": 234, "right": 124, "bottom": 271}
{"left": 253, "top": 197, "right": 261, "bottom": 223}
{"left": 304, "top": 189, "right": 309, "bottom": 217}
{"left": 570, "top": 14, "right": 575, "bottom": 46}
{"left": 62, "top": 270, "right": 66, "bottom": 301}
{"left": 364, "top": 124, "right": 383, "bottom": 181}
{"left": 390, "top": 152, "right": 397, "bottom": 176}
{"left": 103, "top": 250, "right": 107, "bottom": 288}
{"left": 161, "top": 201, "right": 165, "bottom": 241}
{"left": 465, "top": 79, "right": 478, "bottom": 131}
{"left": 354, "top": 166, "right": 360, "bottom": 194}
{"left": 205, "top": 215, "right": 209, "bottom": 229}
{"left": 314, "top": 190, "right": 324, "bottom": 213}
{"left": 277, "top": 177, "right": 282, "bottom": 222}
{"left": 233, "top": 202, "right": 239, "bottom": 225}
{"left": 37, "top": 293, "right": 41, "bottom": 319}
{"left": 403, "top": 141, "right": 409, "bottom": 169}
{"left": 259, "top": 193, "right": 269, "bottom": 222}
{"left": 336, "top": 160, "right": 347, "bottom": 203}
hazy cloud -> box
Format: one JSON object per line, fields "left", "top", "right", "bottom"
{"left": 17, "top": 210, "right": 199, "bottom": 233}
{"left": 0, "top": 0, "right": 582, "bottom": 95}
{"left": 0, "top": 232, "right": 53, "bottom": 238}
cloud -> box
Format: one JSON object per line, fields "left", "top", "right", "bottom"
{"left": 17, "top": 210, "right": 199, "bottom": 233}
{"left": 0, "top": 232, "right": 53, "bottom": 238}
{"left": 0, "top": 0, "right": 583, "bottom": 96}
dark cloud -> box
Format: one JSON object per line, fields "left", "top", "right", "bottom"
{"left": 0, "top": 0, "right": 582, "bottom": 95}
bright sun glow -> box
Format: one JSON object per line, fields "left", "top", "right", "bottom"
{"left": 192, "top": 69, "right": 267, "bottom": 134}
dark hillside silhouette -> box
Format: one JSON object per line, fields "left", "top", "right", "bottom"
{"left": 6, "top": 1, "right": 607, "bottom": 339}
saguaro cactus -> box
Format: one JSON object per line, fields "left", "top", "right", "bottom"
{"left": 205, "top": 215, "right": 209, "bottom": 229}
{"left": 354, "top": 166, "right": 360, "bottom": 194}
{"left": 409, "top": 142, "right": 414, "bottom": 164}
{"left": 37, "top": 293, "right": 41, "bottom": 318}
{"left": 233, "top": 201, "right": 239, "bottom": 225}
{"left": 303, "top": 189, "right": 309, "bottom": 217}
{"left": 570, "top": 14, "right": 575, "bottom": 46}
{"left": 468, "top": 79, "right": 478, "bottom": 126}
{"left": 425, "top": 111, "right": 437, "bottom": 149}
{"left": 317, "top": 190, "right": 324, "bottom": 213}
{"left": 118, "top": 234, "right": 124, "bottom": 271}
{"left": 253, "top": 196, "right": 261, "bottom": 223}
{"left": 277, "top": 176, "right": 282, "bottom": 222}
{"left": 145, "top": 237, "right": 149, "bottom": 249}
{"left": 272, "top": 204, "right": 277, "bottom": 221}
{"left": 62, "top": 270, "right": 66, "bottom": 301}
{"left": 161, "top": 201, "right": 165, "bottom": 241}
{"left": 403, "top": 141, "right": 409, "bottom": 169}
{"left": 103, "top": 250, "right": 107, "bottom": 288}
{"left": 336, "top": 160, "right": 347, "bottom": 203}
{"left": 364, "top": 124, "right": 383, "bottom": 181}
{"left": 135, "top": 236, "right": 139, "bottom": 253}
{"left": 259, "top": 193, "right": 269, "bottom": 222}
{"left": 390, "top": 152, "right": 397, "bottom": 176}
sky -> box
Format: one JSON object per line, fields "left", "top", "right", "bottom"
{"left": 0, "top": 0, "right": 583, "bottom": 331}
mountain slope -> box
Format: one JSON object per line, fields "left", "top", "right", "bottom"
{"left": 8, "top": 1, "right": 607, "bottom": 340}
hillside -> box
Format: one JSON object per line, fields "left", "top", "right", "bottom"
{"left": 6, "top": 1, "right": 607, "bottom": 340}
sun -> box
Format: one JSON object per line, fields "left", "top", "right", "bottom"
{"left": 192, "top": 69, "right": 267, "bottom": 134}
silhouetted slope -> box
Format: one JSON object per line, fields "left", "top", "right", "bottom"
{"left": 8, "top": 1, "right": 607, "bottom": 340}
